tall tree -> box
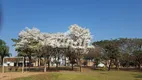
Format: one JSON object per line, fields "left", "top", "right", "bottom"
{"left": 0, "top": 39, "right": 11, "bottom": 65}
{"left": 12, "top": 27, "right": 40, "bottom": 70}
{"left": 104, "top": 42, "right": 120, "bottom": 71}
{"left": 94, "top": 40, "right": 121, "bottom": 71}
{"left": 132, "top": 50, "right": 142, "bottom": 69}
{"left": 68, "top": 24, "right": 93, "bottom": 72}
{"left": 84, "top": 46, "right": 102, "bottom": 68}
{"left": 12, "top": 24, "right": 93, "bottom": 72}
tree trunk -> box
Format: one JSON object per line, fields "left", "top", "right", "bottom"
{"left": 38, "top": 58, "right": 39, "bottom": 67}
{"left": 39, "top": 57, "right": 41, "bottom": 67}
{"left": 44, "top": 58, "right": 47, "bottom": 72}
{"left": 115, "top": 59, "right": 118, "bottom": 70}
{"left": 48, "top": 61, "right": 50, "bottom": 69}
{"left": 126, "top": 62, "right": 129, "bottom": 69}
{"left": 115, "top": 59, "right": 117, "bottom": 69}
{"left": 138, "top": 64, "right": 141, "bottom": 70}
{"left": 80, "top": 65, "right": 82, "bottom": 72}
{"left": 56, "top": 57, "right": 59, "bottom": 70}
{"left": 78, "top": 59, "right": 82, "bottom": 72}
{"left": 1, "top": 57, "right": 4, "bottom": 65}
{"left": 115, "top": 63, "right": 118, "bottom": 69}
{"left": 71, "top": 63, "right": 74, "bottom": 70}
{"left": 48, "top": 58, "right": 50, "bottom": 69}
{"left": 24, "top": 57, "right": 26, "bottom": 67}
{"left": 64, "top": 56, "right": 66, "bottom": 66}
{"left": 108, "top": 60, "right": 112, "bottom": 71}
{"left": 96, "top": 60, "right": 98, "bottom": 68}
{"left": 115, "top": 60, "right": 120, "bottom": 71}
{"left": 28, "top": 56, "right": 32, "bottom": 71}
{"left": 55, "top": 56, "right": 58, "bottom": 69}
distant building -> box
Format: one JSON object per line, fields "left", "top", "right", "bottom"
{"left": 3, "top": 57, "right": 25, "bottom": 67}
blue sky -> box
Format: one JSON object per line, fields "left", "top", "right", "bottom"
{"left": 0, "top": 0, "right": 142, "bottom": 56}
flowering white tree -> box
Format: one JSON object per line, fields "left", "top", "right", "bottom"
{"left": 38, "top": 32, "right": 67, "bottom": 72}
{"left": 12, "top": 24, "right": 94, "bottom": 72}
{"left": 13, "top": 27, "right": 41, "bottom": 70}
{"left": 67, "top": 24, "right": 93, "bottom": 71}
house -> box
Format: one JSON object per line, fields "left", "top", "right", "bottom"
{"left": 3, "top": 57, "right": 24, "bottom": 67}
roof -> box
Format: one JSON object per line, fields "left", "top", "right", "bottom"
{"left": 4, "top": 57, "right": 24, "bottom": 62}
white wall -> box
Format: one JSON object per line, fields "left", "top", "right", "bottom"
{"left": 3, "top": 62, "right": 14, "bottom": 66}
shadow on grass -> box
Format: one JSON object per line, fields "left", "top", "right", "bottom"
{"left": 24, "top": 67, "right": 79, "bottom": 72}
{"left": 135, "top": 75, "right": 142, "bottom": 78}
{"left": 100, "top": 72, "right": 107, "bottom": 74}
{"left": 132, "top": 73, "right": 142, "bottom": 78}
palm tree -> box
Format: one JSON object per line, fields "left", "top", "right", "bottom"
{"left": 0, "top": 39, "right": 11, "bottom": 65}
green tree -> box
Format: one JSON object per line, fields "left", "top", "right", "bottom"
{"left": 93, "top": 40, "right": 121, "bottom": 71}
{"left": 133, "top": 50, "right": 142, "bottom": 70}
{"left": 0, "top": 39, "right": 11, "bottom": 65}
{"left": 66, "top": 47, "right": 77, "bottom": 70}
{"left": 84, "top": 46, "right": 102, "bottom": 68}
{"left": 12, "top": 38, "right": 38, "bottom": 70}
{"left": 104, "top": 42, "right": 120, "bottom": 71}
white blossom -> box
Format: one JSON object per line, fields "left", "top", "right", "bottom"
{"left": 15, "top": 24, "right": 93, "bottom": 57}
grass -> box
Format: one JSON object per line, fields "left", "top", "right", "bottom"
{"left": 14, "top": 70, "right": 142, "bottom": 80}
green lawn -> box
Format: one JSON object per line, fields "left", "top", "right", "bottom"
{"left": 14, "top": 71, "right": 142, "bottom": 80}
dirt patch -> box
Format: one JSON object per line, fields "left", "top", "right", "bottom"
{"left": 0, "top": 72, "right": 43, "bottom": 80}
